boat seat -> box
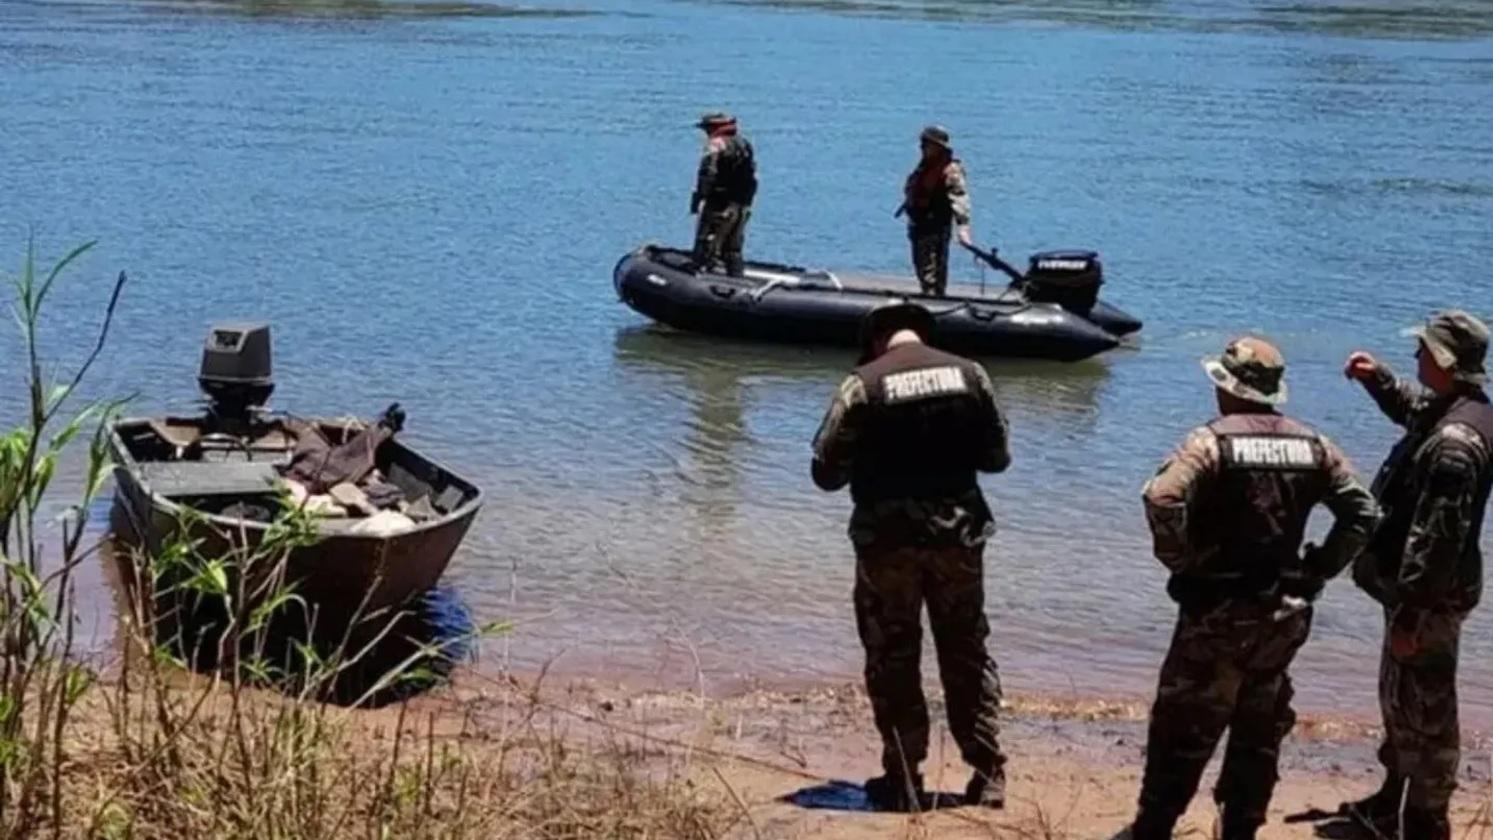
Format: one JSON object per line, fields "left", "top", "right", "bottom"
{"left": 136, "top": 461, "right": 283, "bottom": 499}
{"left": 147, "top": 419, "right": 203, "bottom": 450}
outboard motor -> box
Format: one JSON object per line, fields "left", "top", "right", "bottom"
{"left": 1024, "top": 250, "right": 1103, "bottom": 316}
{"left": 198, "top": 323, "right": 273, "bottom": 431}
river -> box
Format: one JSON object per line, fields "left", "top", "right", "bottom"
{"left": 3, "top": 0, "right": 1492, "bottom": 723}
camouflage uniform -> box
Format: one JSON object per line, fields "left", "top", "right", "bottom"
{"left": 691, "top": 113, "right": 756, "bottom": 278}
{"left": 903, "top": 159, "right": 970, "bottom": 297}
{"left": 1131, "top": 338, "right": 1378, "bottom": 839}
{"left": 1348, "top": 313, "right": 1493, "bottom": 825}
{"left": 811, "top": 326, "right": 1010, "bottom": 804}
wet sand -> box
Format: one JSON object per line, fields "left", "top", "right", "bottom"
{"left": 438, "top": 669, "right": 1493, "bottom": 838}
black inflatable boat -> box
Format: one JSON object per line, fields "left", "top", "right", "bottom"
{"left": 613, "top": 245, "right": 1142, "bottom": 363}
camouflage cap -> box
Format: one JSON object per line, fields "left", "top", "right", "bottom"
{"left": 919, "top": 124, "right": 951, "bottom": 150}
{"left": 1412, "top": 309, "right": 1488, "bottom": 384}
{"left": 695, "top": 111, "right": 736, "bottom": 129}
{"left": 1202, "top": 336, "right": 1288, "bottom": 406}
{"left": 858, "top": 301, "right": 935, "bottom": 365}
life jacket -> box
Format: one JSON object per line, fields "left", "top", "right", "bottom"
{"left": 1364, "top": 393, "right": 1493, "bottom": 610}
{"left": 702, "top": 133, "right": 757, "bottom": 206}
{"left": 847, "top": 342, "right": 989, "bottom": 505}
{"left": 903, "top": 157, "right": 957, "bottom": 230}
{"left": 1168, "top": 413, "right": 1331, "bottom": 605}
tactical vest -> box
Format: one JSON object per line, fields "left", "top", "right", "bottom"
{"left": 847, "top": 342, "right": 988, "bottom": 506}
{"left": 1365, "top": 394, "right": 1493, "bottom": 609}
{"left": 1172, "top": 413, "right": 1330, "bottom": 603}
{"left": 705, "top": 136, "right": 757, "bottom": 206}
{"left": 904, "top": 159, "right": 958, "bottom": 231}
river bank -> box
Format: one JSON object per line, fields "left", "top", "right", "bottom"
{"left": 408, "top": 669, "right": 1493, "bottom": 838}
{"left": 27, "top": 618, "right": 1493, "bottom": 839}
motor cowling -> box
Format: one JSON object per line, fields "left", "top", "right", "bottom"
{"left": 198, "top": 323, "right": 274, "bottom": 424}
{"left": 1024, "top": 250, "right": 1103, "bottom": 315}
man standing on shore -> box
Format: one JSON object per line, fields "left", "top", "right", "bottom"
{"left": 810, "top": 301, "right": 1009, "bottom": 811}
{"left": 1340, "top": 310, "right": 1493, "bottom": 839}
{"left": 899, "top": 125, "right": 973, "bottom": 297}
{"left": 1124, "top": 337, "right": 1378, "bottom": 839}
{"left": 690, "top": 111, "right": 756, "bottom": 278}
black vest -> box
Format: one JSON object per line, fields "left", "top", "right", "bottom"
{"left": 706, "top": 136, "right": 757, "bottom": 206}
{"left": 1170, "top": 413, "right": 1330, "bottom": 604}
{"left": 1366, "top": 394, "right": 1493, "bottom": 609}
{"left": 847, "top": 343, "right": 988, "bottom": 506}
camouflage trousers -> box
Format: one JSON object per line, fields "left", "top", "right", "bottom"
{"left": 908, "top": 226, "right": 951, "bottom": 296}
{"left": 1377, "top": 607, "right": 1466, "bottom": 811}
{"left": 853, "top": 541, "right": 1004, "bottom": 777}
{"left": 693, "top": 203, "right": 750, "bottom": 277}
{"left": 1137, "top": 600, "right": 1312, "bottom": 826}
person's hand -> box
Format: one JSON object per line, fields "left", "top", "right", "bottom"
{"left": 957, "top": 226, "right": 974, "bottom": 249}
{"left": 1344, "top": 351, "right": 1379, "bottom": 383}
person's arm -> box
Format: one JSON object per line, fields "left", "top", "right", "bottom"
{"left": 1393, "top": 427, "right": 1484, "bottom": 607}
{"left": 969, "top": 364, "right": 1009, "bottom": 473}
{"left": 1299, "top": 437, "right": 1380, "bottom": 584}
{"left": 691, "top": 140, "right": 721, "bottom": 215}
{"left": 1345, "top": 352, "right": 1428, "bottom": 428}
{"left": 1141, "top": 428, "right": 1218, "bottom": 573}
{"left": 810, "top": 375, "right": 867, "bottom": 491}
{"left": 946, "top": 162, "right": 973, "bottom": 247}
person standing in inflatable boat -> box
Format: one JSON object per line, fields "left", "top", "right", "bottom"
{"left": 689, "top": 111, "right": 757, "bottom": 278}
{"left": 898, "top": 125, "right": 973, "bottom": 297}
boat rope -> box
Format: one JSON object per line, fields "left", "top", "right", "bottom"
{"left": 747, "top": 277, "right": 796, "bottom": 302}
{"left": 747, "top": 269, "right": 843, "bottom": 302}
{"left": 817, "top": 270, "right": 844, "bottom": 291}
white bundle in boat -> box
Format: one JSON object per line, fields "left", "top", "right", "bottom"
{"left": 348, "top": 510, "right": 417, "bottom": 536}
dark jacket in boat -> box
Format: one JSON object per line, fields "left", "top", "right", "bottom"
{"left": 692, "top": 133, "right": 756, "bottom": 212}
{"left": 1142, "top": 411, "right": 1377, "bottom": 609}
{"left": 811, "top": 340, "right": 1009, "bottom": 547}
{"left": 1353, "top": 368, "right": 1493, "bottom": 613}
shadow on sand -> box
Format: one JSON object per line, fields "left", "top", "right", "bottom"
{"left": 779, "top": 779, "right": 965, "bottom": 813}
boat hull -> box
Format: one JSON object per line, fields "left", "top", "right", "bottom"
{"left": 614, "top": 246, "right": 1130, "bottom": 362}
{"left": 108, "top": 418, "right": 482, "bottom": 620}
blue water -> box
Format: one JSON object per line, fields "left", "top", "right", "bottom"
{"left": 3, "top": 0, "right": 1493, "bottom": 723}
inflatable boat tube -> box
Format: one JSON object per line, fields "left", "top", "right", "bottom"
{"left": 614, "top": 245, "right": 1129, "bottom": 363}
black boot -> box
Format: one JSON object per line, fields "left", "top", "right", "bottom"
{"left": 1403, "top": 805, "right": 1451, "bottom": 840}
{"left": 1126, "top": 809, "right": 1178, "bottom": 840}
{"left": 1341, "top": 774, "right": 1404, "bottom": 828}
{"left": 964, "top": 766, "right": 1005, "bottom": 809}
{"left": 1220, "top": 814, "right": 1260, "bottom": 840}
{"left": 863, "top": 771, "right": 924, "bottom": 812}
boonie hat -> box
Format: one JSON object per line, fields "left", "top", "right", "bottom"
{"left": 919, "top": 125, "right": 951, "bottom": 150}
{"left": 1202, "top": 337, "right": 1288, "bottom": 406}
{"left": 1412, "top": 309, "right": 1488, "bottom": 384}
{"left": 696, "top": 111, "right": 736, "bottom": 129}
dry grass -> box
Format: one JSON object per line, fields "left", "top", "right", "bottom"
{"left": 33, "top": 673, "right": 729, "bottom": 839}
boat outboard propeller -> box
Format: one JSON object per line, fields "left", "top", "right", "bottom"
{"left": 198, "top": 322, "right": 274, "bottom": 433}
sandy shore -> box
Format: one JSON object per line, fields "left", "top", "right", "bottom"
{"left": 434, "top": 670, "right": 1493, "bottom": 839}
